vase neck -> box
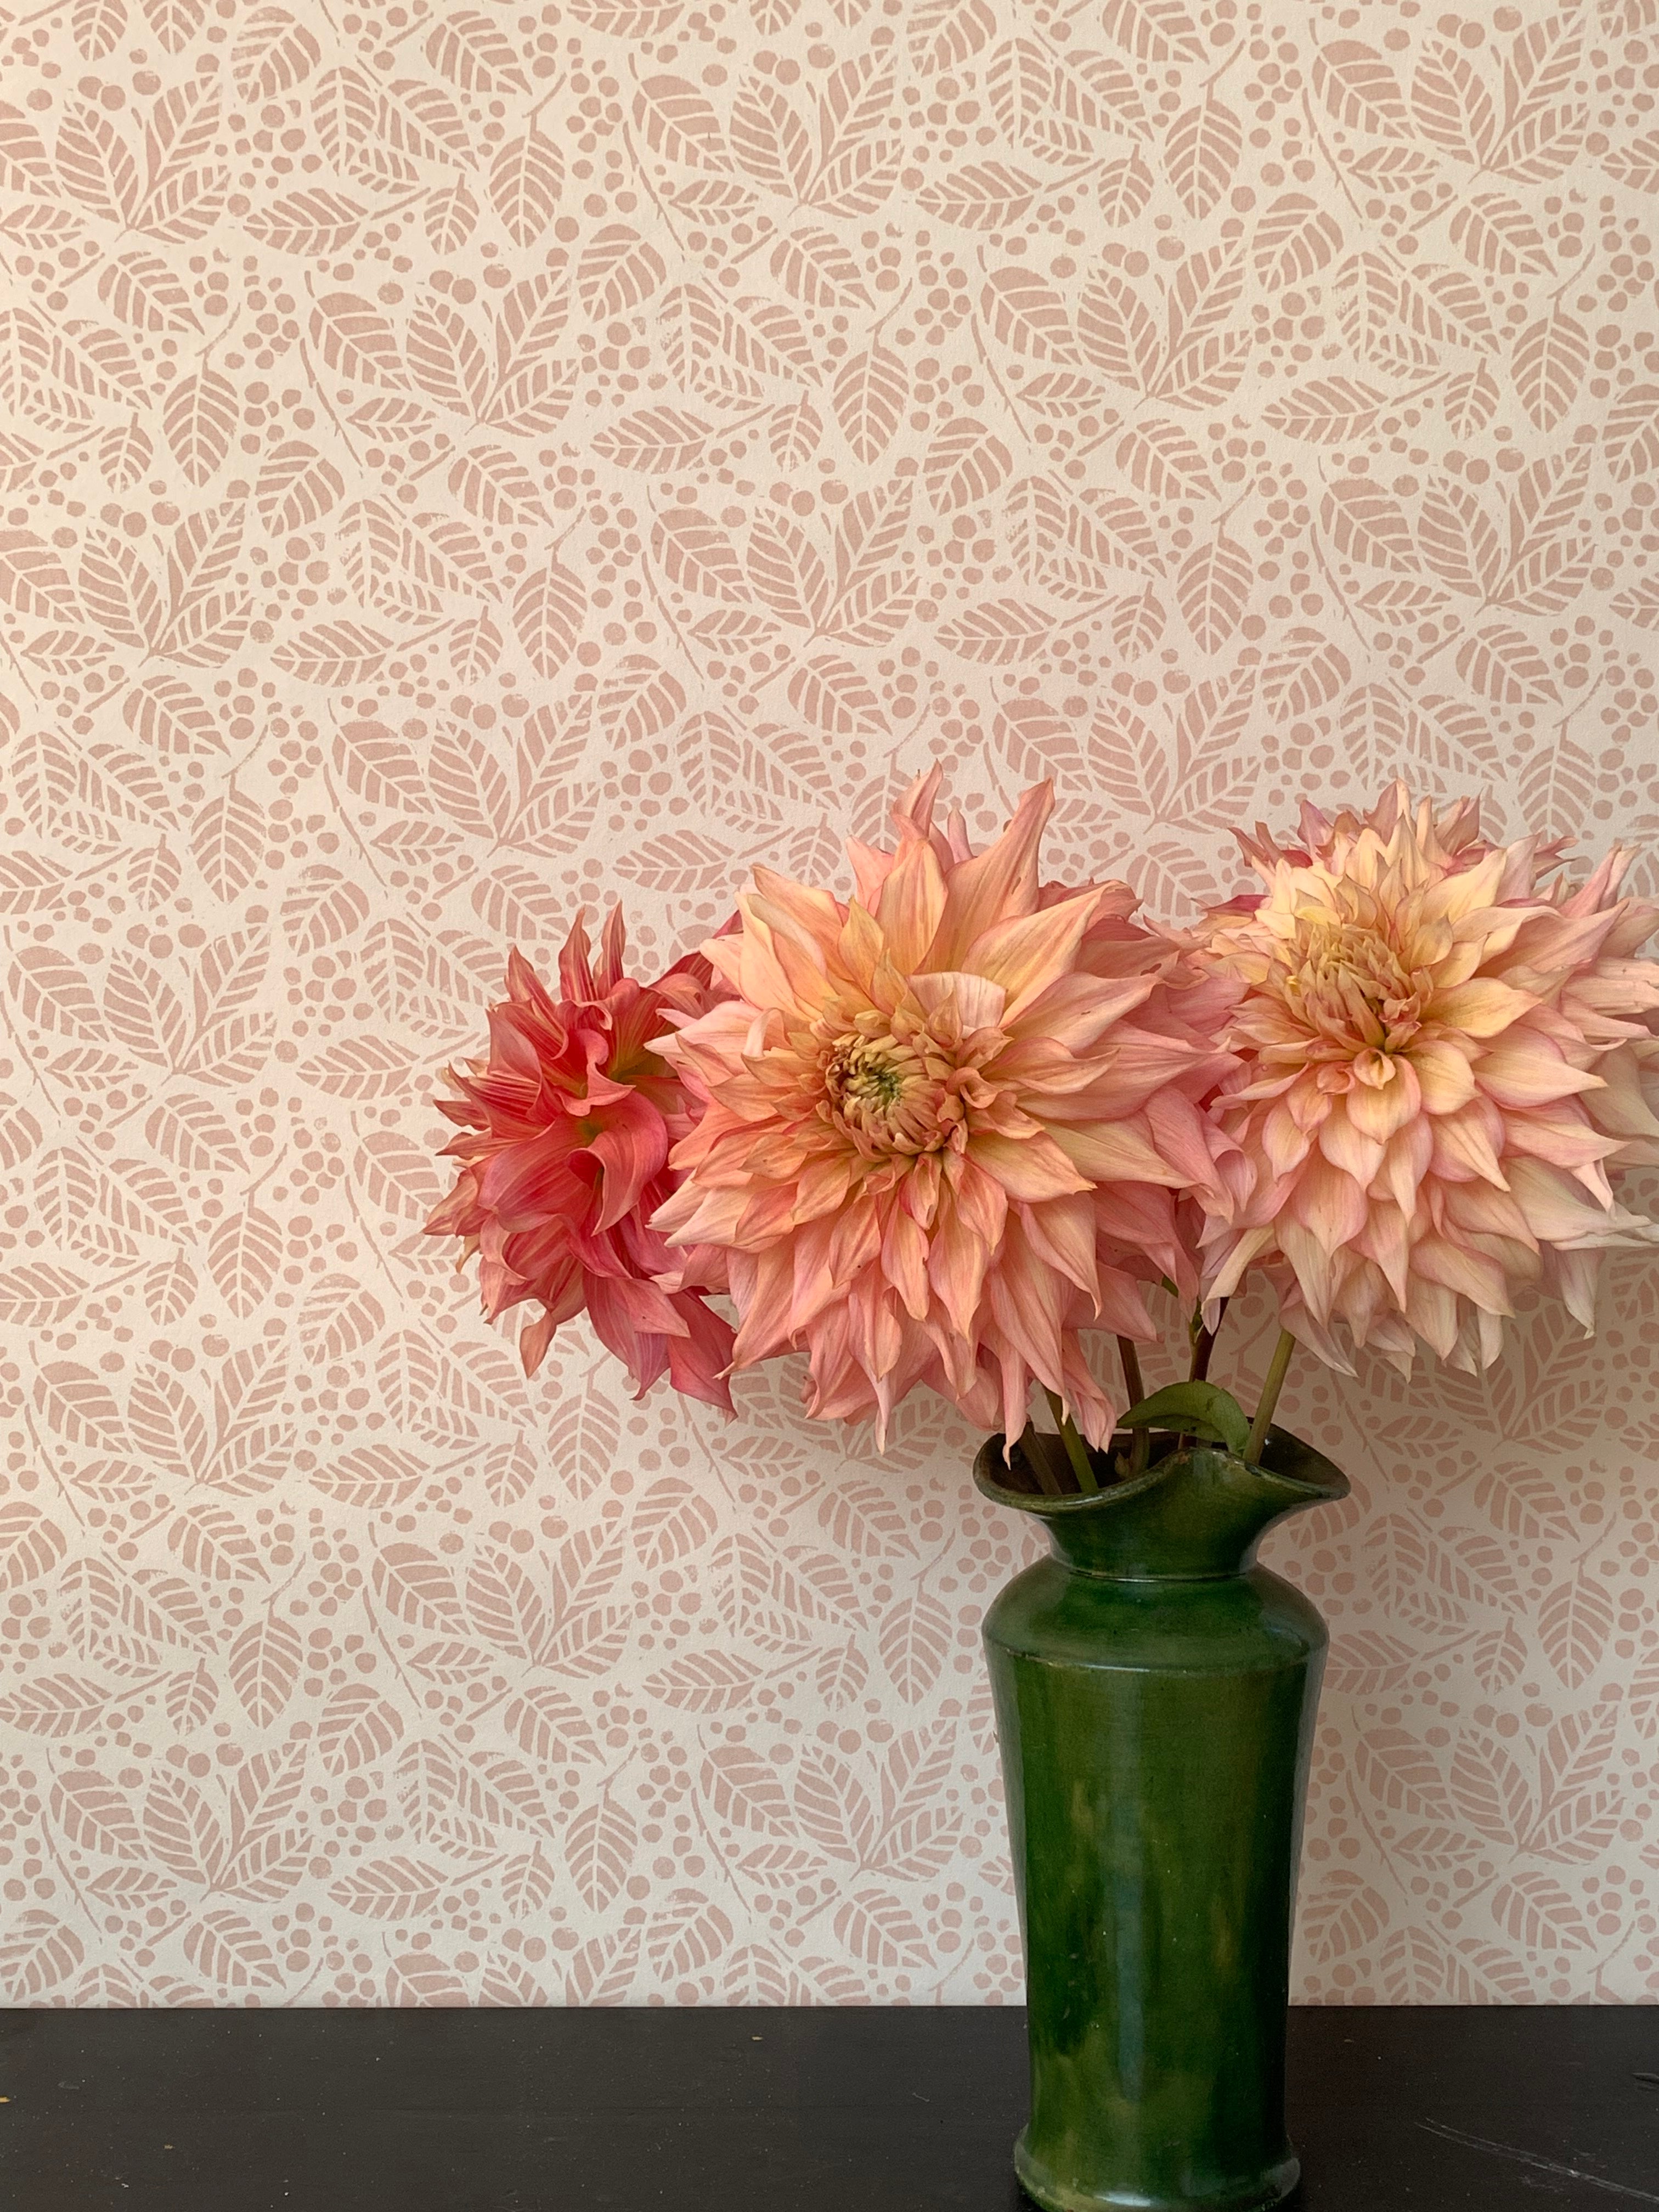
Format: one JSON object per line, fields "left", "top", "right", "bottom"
{"left": 974, "top": 1429, "right": 1348, "bottom": 1582}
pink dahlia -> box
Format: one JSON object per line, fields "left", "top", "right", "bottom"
{"left": 1231, "top": 780, "right": 1570, "bottom": 884}
{"left": 427, "top": 909, "right": 735, "bottom": 1409}
{"left": 1198, "top": 785, "right": 1659, "bottom": 1374}
{"left": 652, "top": 771, "right": 1238, "bottom": 1446}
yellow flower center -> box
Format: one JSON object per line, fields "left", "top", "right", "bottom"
{"left": 821, "top": 1018, "right": 966, "bottom": 1156}
{"left": 1282, "top": 917, "right": 1424, "bottom": 1053}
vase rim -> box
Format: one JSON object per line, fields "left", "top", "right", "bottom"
{"left": 972, "top": 1424, "right": 1350, "bottom": 1519}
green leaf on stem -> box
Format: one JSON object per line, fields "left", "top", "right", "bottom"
{"left": 1119, "top": 1380, "right": 1251, "bottom": 1462}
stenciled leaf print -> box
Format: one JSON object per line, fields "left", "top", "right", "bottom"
{"left": 0, "top": 0, "right": 1646, "bottom": 2016}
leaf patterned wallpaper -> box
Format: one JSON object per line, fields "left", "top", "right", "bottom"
{"left": 0, "top": 0, "right": 1656, "bottom": 2009}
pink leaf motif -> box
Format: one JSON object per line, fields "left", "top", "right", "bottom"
{"left": 645, "top": 1888, "right": 733, "bottom": 1978}
{"left": 1538, "top": 1576, "right": 1614, "bottom": 1690}
{"left": 565, "top": 1798, "right": 637, "bottom": 1911}
{"left": 832, "top": 1887, "right": 933, "bottom": 1968}
{"left": 1493, "top": 1872, "right": 1595, "bottom": 1953}
{"left": 0, "top": 1912, "right": 85, "bottom": 2000}
{"left": 328, "top": 1859, "right": 446, "bottom": 1917}
{"left": 1301, "top": 1870, "right": 1389, "bottom": 1962}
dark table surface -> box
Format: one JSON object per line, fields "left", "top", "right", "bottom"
{"left": 0, "top": 2003, "right": 1656, "bottom": 2209}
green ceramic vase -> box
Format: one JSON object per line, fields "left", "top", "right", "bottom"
{"left": 974, "top": 1425, "right": 1349, "bottom": 2212}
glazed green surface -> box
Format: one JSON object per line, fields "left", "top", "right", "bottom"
{"left": 977, "top": 1430, "right": 1347, "bottom": 2212}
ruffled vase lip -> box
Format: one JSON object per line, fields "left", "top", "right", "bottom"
{"left": 972, "top": 1424, "right": 1351, "bottom": 1516}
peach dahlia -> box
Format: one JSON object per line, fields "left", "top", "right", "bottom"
{"left": 1198, "top": 785, "right": 1659, "bottom": 1375}
{"left": 652, "top": 771, "right": 1238, "bottom": 1446}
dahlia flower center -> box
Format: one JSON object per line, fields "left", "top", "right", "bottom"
{"left": 821, "top": 1023, "right": 959, "bottom": 1155}
{"left": 1284, "top": 918, "right": 1424, "bottom": 1053}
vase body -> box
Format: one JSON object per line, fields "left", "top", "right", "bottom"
{"left": 976, "top": 1427, "right": 1348, "bottom": 2212}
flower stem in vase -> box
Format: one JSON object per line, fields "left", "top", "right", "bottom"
{"left": 1020, "top": 1421, "right": 1068, "bottom": 1498}
{"left": 1045, "top": 1389, "right": 1099, "bottom": 1493}
{"left": 1245, "top": 1328, "right": 1297, "bottom": 1465}
{"left": 1116, "top": 1335, "right": 1145, "bottom": 1410}
{"left": 1189, "top": 1297, "right": 1227, "bottom": 1382}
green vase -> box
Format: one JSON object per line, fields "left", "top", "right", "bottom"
{"left": 975, "top": 1425, "right": 1348, "bottom": 2212}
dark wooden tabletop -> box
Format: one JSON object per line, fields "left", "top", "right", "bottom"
{"left": 1, "top": 2003, "right": 1656, "bottom": 2209}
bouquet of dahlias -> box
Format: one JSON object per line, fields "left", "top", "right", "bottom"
{"left": 429, "top": 775, "right": 1659, "bottom": 1487}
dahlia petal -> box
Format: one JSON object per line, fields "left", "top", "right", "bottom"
{"left": 585, "top": 1276, "right": 672, "bottom": 1397}
{"left": 1143, "top": 1090, "right": 1231, "bottom": 1197}
{"left": 1333, "top": 1252, "right": 1387, "bottom": 1342}
{"left": 966, "top": 893, "right": 1104, "bottom": 1020}
{"left": 1353, "top": 1200, "right": 1410, "bottom": 1305}
{"left": 587, "top": 1094, "right": 671, "bottom": 1233}
{"left": 792, "top": 1151, "right": 856, "bottom": 1224}
{"left": 1045, "top": 1117, "right": 1186, "bottom": 1187}
{"left": 996, "top": 971, "right": 1155, "bottom": 1056}
{"left": 1018, "top": 1192, "right": 1101, "bottom": 1308}
{"left": 1346, "top": 1056, "right": 1421, "bottom": 1142}
{"left": 967, "top": 1128, "right": 1094, "bottom": 1203}
{"left": 1292, "top": 1154, "right": 1369, "bottom": 1253}
{"left": 827, "top": 1195, "right": 882, "bottom": 1289}
{"left": 1441, "top": 1180, "right": 1534, "bottom": 1246}
{"left": 1587, "top": 1046, "right": 1659, "bottom": 1145}
{"left": 845, "top": 836, "right": 893, "bottom": 912}
{"left": 750, "top": 865, "right": 845, "bottom": 958}
{"left": 1264, "top": 1100, "right": 1313, "bottom": 1177}
{"left": 664, "top": 1294, "right": 736, "bottom": 1414}
{"left": 1423, "top": 845, "right": 1508, "bottom": 926}
{"left": 555, "top": 917, "right": 597, "bottom": 1004}
{"left": 1277, "top": 1282, "right": 1358, "bottom": 1375}
{"left": 1559, "top": 847, "right": 1628, "bottom": 918}
{"left": 1318, "top": 1105, "right": 1384, "bottom": 1189}
{"left": 1379, "top": 1119, "right": 1434, "bottom": 1218}
{"left": 1205, "top": 1223, "right": 1276, "bottom": 1301}
{"left": 519, "top": 1308, "right": 558, "bottom": 1376}
{"left": 928, "top": 779, "right": 1052, "bottom": 968}
{"left": 910, "top": 968, "right": 1008, "bottom": 1034}
{"left": 724, "top": 901, "right": 817, "bottom": 1015}
{"left": 1429, "top": 1103, "right": 1509, "bottom": 1188}
{"left": 730, "top": 1243, "right": 796, "bottom": 1367}
{"left": 833, "top": 900, "right": 887, "bottom": 997}
{"left": 1090, "top": 1263, "right": 1163, "bottom": 1339}
{"left": 1278, "top": 1218, "right": 1339, "bottom": 1322}
{"left": 986, "top": 1249, "right": 1067, "bottom": 1396}
{"left": 1502, "top": 1109, "right": 1620, "bottom": 1174}
{"left": 1403, "top": 1273, "right": 1459, "bottom": 1359}
{"left": 882, "top": 1204, "right": 931, "bottom": 1321}
{"left": 1431, "top": 978, "right": 1540, "bottom": 1036}
{"left": 1412, "top": 1233, "right": 1512, "bottom": 1313}
{"left": 927, "top": 1203, "right": 990, "bottom": 1339}
{"left": 1551, "top": 1246, "right": 1600, "bottom": 1332}
{"left": 1508, "top": 1158, "right": 1659, "bottom": 1249}
{"left": 874, "top": 834, "right": 948, "bottom": 974}
{"left": 1410, "top": 1037, "right": 1477, "bottom": 1114}
{"left": 1475, "top": 1046, "right": 1604, "bottom": 1108}
{"left": 601, "top": 1271, "right": 690, "bottom": 1339}
{"left": 736, "top": 1183, "right": 800, "bottom": 1247}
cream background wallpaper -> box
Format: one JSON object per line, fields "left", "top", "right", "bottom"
{"left": 0, "top": 0, "right": 1656, "bottom": 2007}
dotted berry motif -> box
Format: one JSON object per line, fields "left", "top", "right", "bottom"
{"left": 0, "top": 0, "right": 1655, "bottom": 2010}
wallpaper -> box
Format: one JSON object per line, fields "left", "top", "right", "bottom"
{"left": 0, "top": 0, "right": 1656, "bottom": 2010}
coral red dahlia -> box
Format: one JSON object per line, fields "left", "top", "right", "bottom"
{"left": 427, "top": 909, "right": 735, "bottom": 1409}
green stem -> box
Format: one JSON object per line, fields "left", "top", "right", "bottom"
{"left": 1189, "top": 1297, "right": 1228, "bottom": 1382}
{"left": 1245, "top": 1328, "right": 1296, "bottom": 1465}
{"left": 1115, "top": 1335, "right": 1145, "bottom": 1410}
{"left": 1021, "top": 1420, "right": 1066, "bottom": 1497}
{"left": 1044, "top": 1388, "right": 1099, "bottom": 1494}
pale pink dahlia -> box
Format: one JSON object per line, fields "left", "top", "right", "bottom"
{"left": 427, "top": 910, "right": 735, "bottom": 1409}
{"left": 652, "top": 771, "right": 1237, "bottom": 1445}
{"left": 1198, "top": 786, "right": 1659, "bottom": 1374}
